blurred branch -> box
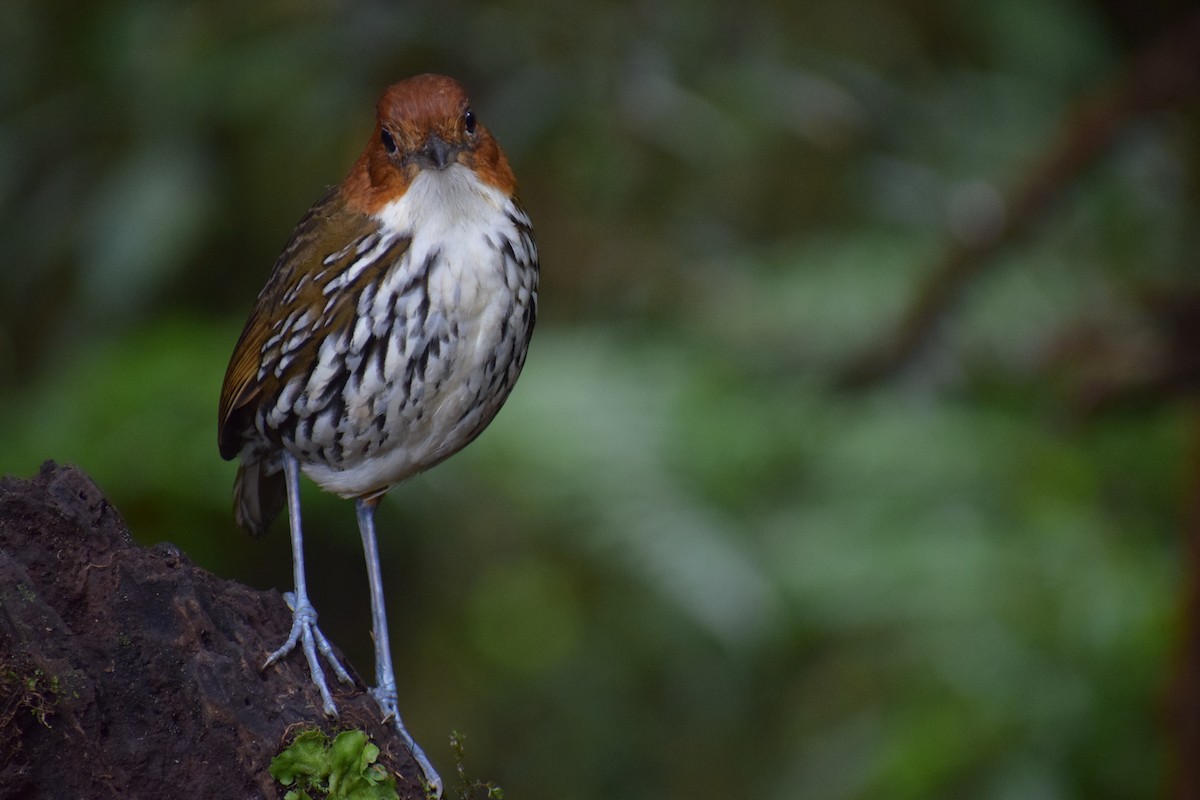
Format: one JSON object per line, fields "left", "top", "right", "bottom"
{"left": 1029, "top": 288, "right": 1200, "bottom": 418}
{"left": 839, "top": 8, "right": 1200, "bottom": 389}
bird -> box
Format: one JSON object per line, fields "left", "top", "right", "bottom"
{"left": 216, "top": 74, "right": 538, "bottom": 796}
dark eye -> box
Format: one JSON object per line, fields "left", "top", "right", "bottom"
{"left": 380, "top": 128, "right": 397, "bottom": 154}
{"left": 463, "top": 109, "right": 476, "bottom": 135}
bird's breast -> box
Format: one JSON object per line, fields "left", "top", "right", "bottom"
{"left": 268, "top": 166, "right": 537, "bottom": 497}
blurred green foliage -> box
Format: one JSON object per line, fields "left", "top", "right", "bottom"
{"left": 1, "top": 0, "right": 1196, "bottom": 798}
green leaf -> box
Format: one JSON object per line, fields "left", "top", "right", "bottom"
{"left": 270, "top": 730, "right": 333, "bottom": 787}
{"left": 271, "top": 727, "right": 399, "bottom": 800}
{"left": 327, "top": 729, "right": 365, "bottom": 796}
{"left": 330, "top": 730, "right": 398, "bottom": 800}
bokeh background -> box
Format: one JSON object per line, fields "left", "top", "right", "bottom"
{"left": 2, "top": 1, "right": 1199, "bottom": 798}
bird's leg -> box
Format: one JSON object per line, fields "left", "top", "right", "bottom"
{"left": 264, "top": 452, "right": 354, "bottom": 716}
{"left": 356, "top": 496, "right": 443, "bottom": 797}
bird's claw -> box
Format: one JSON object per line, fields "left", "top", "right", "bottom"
{"left": 264, "top": 592, "right": 353, "bottom": 717}
{"left": 369, "top": 682, "right": 443, "bottom": 797}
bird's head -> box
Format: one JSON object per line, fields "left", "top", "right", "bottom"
{"left": 343, "top": 74, "right": 516, "bottom": 215}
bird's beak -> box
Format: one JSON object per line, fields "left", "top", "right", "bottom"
{"left": 412, "top": 133, "right": 458, "bottom": 171}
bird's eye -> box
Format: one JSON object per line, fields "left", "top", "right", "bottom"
{"left": 463, "top": 109, "right": 476, "bottom": 135}
{"left": 380, "top": 128, "right": 397, "bottom": 154}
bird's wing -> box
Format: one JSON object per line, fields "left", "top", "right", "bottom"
{"left": 217, "top": 186, "right": 391, "bottom": 460}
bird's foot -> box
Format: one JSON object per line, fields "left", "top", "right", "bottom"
{"left": 264, "top": 591, "right": 354, "bottom": 717}
{"left": 371, "top": 682, "right": 443, "bottom": 797}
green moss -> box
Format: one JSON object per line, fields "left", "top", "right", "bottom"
{"left": 271, "top": 729, "right": 399, "bottom": 800}
{"left": 270, "top": 728, "right": 504, "bottom": 800}
{"left": 0, "top": 661, "right": 66, "bottom": 736}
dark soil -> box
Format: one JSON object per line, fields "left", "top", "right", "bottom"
{"left": 0, "top": 461, "right": 427, "bottom": 799}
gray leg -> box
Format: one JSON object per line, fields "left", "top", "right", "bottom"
{"left": 264, "top": 452, "right": 353, "bottom": 715}
{"left": 356, "top": 497, "right": 443, "bottom": 797}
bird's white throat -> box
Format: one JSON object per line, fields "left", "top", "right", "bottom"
{"left": 373, "top": 164, "right": 508, "bottom": 240}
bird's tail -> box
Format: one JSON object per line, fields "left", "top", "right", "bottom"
{"left": 233, "top": 455, "right": 285, "bottom": 537}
